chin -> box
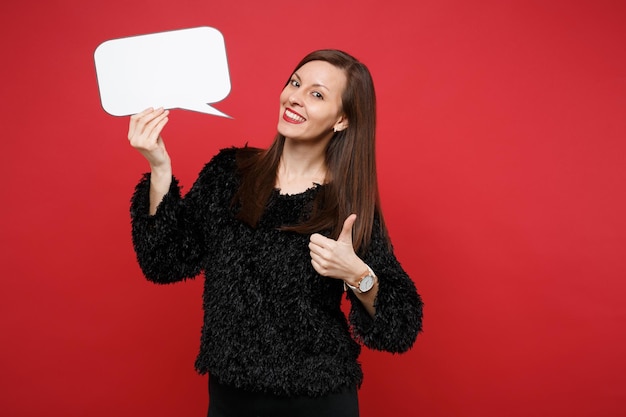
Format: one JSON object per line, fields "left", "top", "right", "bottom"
{"left": 277, "top": 122, "right": 301, "bottom": 138}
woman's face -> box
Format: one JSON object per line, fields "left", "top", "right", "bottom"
{"left": 277, "top": 60, "right": 348, "bottom": 143}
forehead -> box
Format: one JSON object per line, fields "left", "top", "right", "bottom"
{"left": 295, "top": 60, "right": 347, "bottom": 93}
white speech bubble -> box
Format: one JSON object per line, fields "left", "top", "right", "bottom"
{"left": 94, "top": 27, "right": 231, "bottom": 118}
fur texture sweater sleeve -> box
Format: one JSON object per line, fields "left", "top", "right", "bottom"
{"left": 347, "top": 214, "right": 423, "bottom": 353}
{"left": 129, "top": 149, "right": 236, "bottom": 283}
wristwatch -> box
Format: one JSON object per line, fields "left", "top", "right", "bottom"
{"left": 345, "top": 266, "right": 377, "bottom": 294}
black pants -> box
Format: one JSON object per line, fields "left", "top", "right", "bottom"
{"left": 207, "top": 378, "right": 359, "bottom": 417}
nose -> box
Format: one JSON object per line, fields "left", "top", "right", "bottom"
{"left": 288, "top": 91, "right": 303, "bottom": 106}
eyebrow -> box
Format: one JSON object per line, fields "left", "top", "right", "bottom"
{"left": 293, "top": 72, "right": 330, "bottom": 92}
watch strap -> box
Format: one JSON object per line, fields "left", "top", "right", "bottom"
{"left": 345, "top": 265, "right": 376, "bottom": 293}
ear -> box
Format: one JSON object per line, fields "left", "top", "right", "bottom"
{"left": 333, "top": 114, "right": 349, "bottom": 132}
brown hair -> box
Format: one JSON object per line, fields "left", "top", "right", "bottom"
{"left": 232, "top": 49, "right": 389, "bottom": 254}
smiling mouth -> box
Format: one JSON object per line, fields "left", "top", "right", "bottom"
{"left": 283, "top": 108, "right": 306, "bottom": 124}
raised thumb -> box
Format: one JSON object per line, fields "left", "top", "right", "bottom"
{"left": 338, "top": 214, "right": 357, "bottom": 243}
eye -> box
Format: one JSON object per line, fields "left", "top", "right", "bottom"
{"left": 290, "top": 79, "right": 300, "bottom": 87}
{"left": 312, "top": 91, "right": 324, "bottom": 99}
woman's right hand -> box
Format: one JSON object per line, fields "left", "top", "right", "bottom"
{"left": 128, "top": 108, "right": 173, "bottom": 215}
{"left": 128, "top": 107, "right": 171, "bottom": 170}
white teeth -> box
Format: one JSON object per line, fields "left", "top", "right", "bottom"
{"left": 285, "top": 109, "right": 305, "bottom": 122}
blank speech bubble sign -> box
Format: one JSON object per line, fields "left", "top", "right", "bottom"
{"left": 94, "top": 27, "right": 231, "bottom": 118}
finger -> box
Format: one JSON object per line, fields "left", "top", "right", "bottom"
{"left": 154, "top": 117, "right": 169, "bottom": 143}
{"left": 146, "top": 111, "right": 169, "bottom": 142}
{"left": 310, "top": 258, "right": 321, "bottom": 274}
{"left": 138, "top": 108, "right": 167, "bottom": 136}
{"left": 309, "top": 233, "right": 330, "bottom": 247}
{"left": 337, "top": 214, "right": 357, "bottom": 244}
{"left": 132, "top": 107, "right": 155, "bottom": 119}
{"left": 129, "top": 118, "right": 169, "bottom": 151}
{"left": 310, "top": 257, "right": 327, "bottom": 276}
{"left": 309, "top": 236, "right": 326, "bottom": 255}
{"left": 136, "top": 111, "right": 168, "bottom": 146}
{"left": 128, "top": 107, "right": 154, "bottom": 140}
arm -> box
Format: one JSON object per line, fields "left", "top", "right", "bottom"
{"left": 128, "top": 108, "right": 204, "bottom": 283}
{"left": 130, "top": 174, "right": 205, "bottom": 284}
{"left": 347, "top": 215, "right": 423, "bottom": 353}
{"left": 128, "top": 107, "right": 172, "bottom": 215}
{"left": 309, "top": 215, "right": 378, "bottom": 316}
{"left": 309, "top": 214, "right": 423, "bottom": 353}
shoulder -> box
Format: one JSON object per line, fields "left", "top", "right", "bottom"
{"left": 199, "top": 147, "right": 243, "bottom": 177}
{"left": 190, "top": 148, "right": 240, "bottom": 191}
{"left": 195, "top": 146, "right": 265, "bottom": 188}
{"left": 204, "top": 146, "right": 264, "bottom": 170}
{"left": 206, "top": 146, "right": 239, "bottom": 168}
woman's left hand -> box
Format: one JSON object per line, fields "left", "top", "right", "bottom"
{"left": 309, "top": 214, "right": 368, "bottom": 282}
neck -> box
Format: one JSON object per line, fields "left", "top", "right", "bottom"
{"left": 276, "top": 139, "right": 328, "bottom": 192}
{"left": 282, "top": 137, "right": 329, "bottom": 175}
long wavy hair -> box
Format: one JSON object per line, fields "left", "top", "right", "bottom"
{"left": 232, "top": 49, "right": 389, "bottom": 254}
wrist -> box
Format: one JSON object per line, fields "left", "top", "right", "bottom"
{"left": 344, "top": 265, "right": 377, "bottom": 294}
{"left": 150, "top": 159, "right": 171, "bottom": 175}
{"left": 344, "top": 266, "right": 368, "bottom": 288}
{"left": 150, "top": 163, "right": 172, "bottom": 181}
{"left": 148, "top": 163, "right": 173, "bottom": 196}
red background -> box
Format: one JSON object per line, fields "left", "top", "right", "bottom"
{"left": 1, "top": 1, "right": 625, "bottom": 416}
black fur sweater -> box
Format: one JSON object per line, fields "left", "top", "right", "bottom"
{"left": 130, "top": 147, "right": 423, "bottom": 397}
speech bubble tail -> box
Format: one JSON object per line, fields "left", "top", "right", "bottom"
{"left": 181, "top": 103, "right": 233, "bottom": 119}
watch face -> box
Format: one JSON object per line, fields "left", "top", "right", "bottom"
{"left": 359, "top": 275, "right": 375, "bottom": 292}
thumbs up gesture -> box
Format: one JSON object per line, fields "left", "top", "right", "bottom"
{"left": 309, "top": 214, "right": 368, "bottom": 282}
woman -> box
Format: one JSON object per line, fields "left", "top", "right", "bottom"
{"left": 128, "top": 49, "right": 423, "bottom": 417}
